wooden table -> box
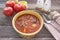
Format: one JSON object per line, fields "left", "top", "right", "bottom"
{"left": 0, "top": 0, "right": 60, "bottom": 40}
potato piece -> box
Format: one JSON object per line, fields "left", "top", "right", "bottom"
{"left": 32, "top": 24, "right": 36, "bottom": 28}
{"left": 23, "top": 28, "right": 27, "bottom": 33}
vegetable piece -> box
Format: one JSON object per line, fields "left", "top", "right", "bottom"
{"left": 3, "top": 7, "right": 13, "bottom": 16}
{"left": 23, "top": 28, "right": 26, "bottom": 33}
{"left": 32, "top": 24, "right": 36, "bottom": 28}
{"left": 6, "top": 1, "right": 16, "bottom": 8}
{"left": 14, "top": 4, "right": 26, "bottom": 13}
{"left": 18, "top": 1, "right": 27, "bottom": 7}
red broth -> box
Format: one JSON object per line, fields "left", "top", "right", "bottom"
{"left": 15, "top": 14, "right": 40, "bottom": 33}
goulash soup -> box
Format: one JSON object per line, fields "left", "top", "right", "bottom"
{"left": 15, "top": 14, "right": 40, "bottom": 33}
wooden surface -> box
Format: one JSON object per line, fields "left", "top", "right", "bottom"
{"left": 0, "top": 0, "right": 60, "bottom": 40}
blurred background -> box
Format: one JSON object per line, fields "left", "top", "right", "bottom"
{"left": 0, "top": 0, "right": 60, "bottom": 12}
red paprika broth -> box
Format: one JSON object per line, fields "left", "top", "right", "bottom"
{"left": 15, "top": 14, "right": 40, "bottom": 33}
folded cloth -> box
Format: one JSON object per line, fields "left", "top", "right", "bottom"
{"left": 44, "top": 20, "right": 60, "bottom": 40}
{"left": 49, "top": 11, "right": 60, "bottom": 26}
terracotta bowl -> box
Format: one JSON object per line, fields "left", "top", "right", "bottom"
{"left": 12, "top": 10, "right": 44, "bottom": 38}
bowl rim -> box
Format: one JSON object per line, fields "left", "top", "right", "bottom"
{"left": 12, "top": 10, "right": 44, "bottom": 36}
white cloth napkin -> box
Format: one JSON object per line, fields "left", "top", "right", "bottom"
{"left": 44, "top": 21, "right": 60, "bottom": 40}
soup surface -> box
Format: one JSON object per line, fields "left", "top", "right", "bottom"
{"left": 15, "top": 14, "right": 40, "bottom": 33}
